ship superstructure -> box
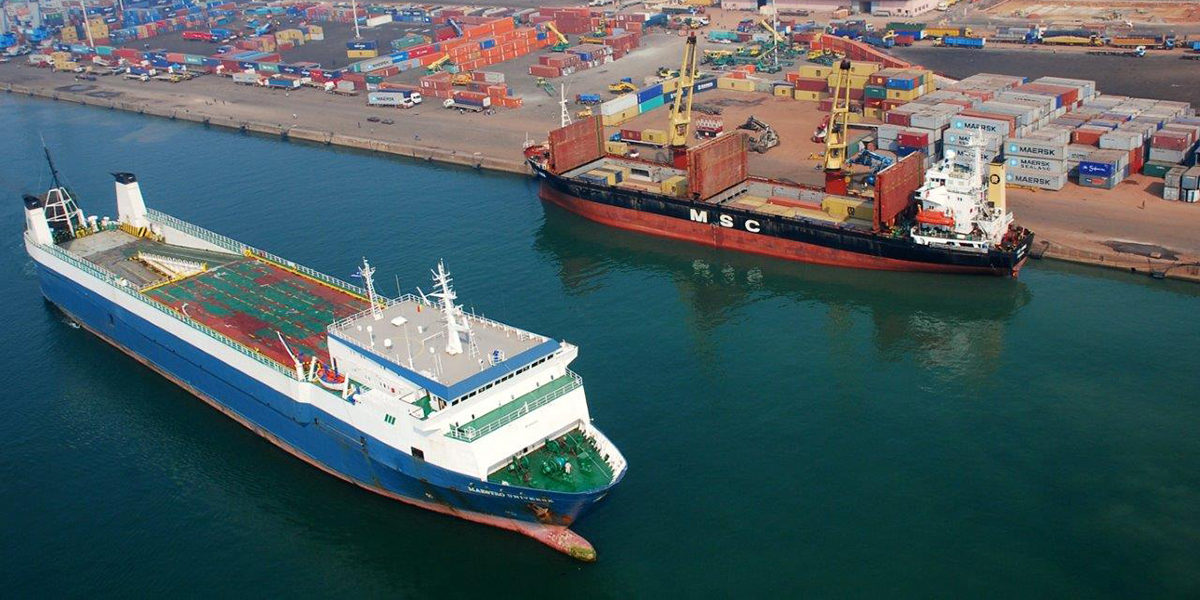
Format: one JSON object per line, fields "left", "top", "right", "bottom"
{"left": 22, "top": 161, "right": 625, "bottom": 561}
{"left": 911, "top": 130, "right": 1017, "bottom": 252}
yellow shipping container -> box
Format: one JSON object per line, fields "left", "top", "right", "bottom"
{"left": 886, "top": 87, "right": 920, "bottom": 101}
{"left": 793, "top": 90, "right": 821, "bottom": 102}
{"left": 661, "top": 175, "right": 687, "bottom": 196}
{"left": 864, "top": 107, "right": 882, "bottom": 120}
{"left": 774, "top": 86, "right": 793, "bottom": 98}
{"left": 61, "top": 27, "right": 78, "bottom": 42}
{"left": 717, "top": 77, "right": 755, "bottom": 93}
{"left": 849, "top": 61, "right": 881, "bottom": 76}
{"left": 605, "top": 141, "right": 629, "bottom": 155}
{"left": 799, "top": 65, "right": 832, "bottom": 79}
{"left": 825, "top": 73, "right": 869, "bottom": 89}
{"left": 52, "top": 51, "right": 71, "bottom": 62}
{"left": 347, "top": 49, "right": 379, "bottom": 58}
{"left": 307, "top": 25, "right": 323, "bottom": 36}
{"left": 821, "top": 196, "right": 874, "bottom": 220}
{"left": 641, "top": 129, "right": 669, "bottom": 145}
{"left": 601, "top": 106, "right": 639, "bottom": 126}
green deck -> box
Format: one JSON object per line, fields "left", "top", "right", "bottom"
{"left": 488, "top": 429, "right": 615, "bottom": 493}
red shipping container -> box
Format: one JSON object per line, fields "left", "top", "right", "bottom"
{"left": 1129, "top": 145, "right": 1144, "bottom": 174}
{"left": 620, "top": 129, "right": 641, "bottom": 141}
{"left": 529, "top": 64, "right": 560, "bottom": 78}
{"left": 549, "top": 116, "right": 603, "bottom": 173}
{"left": 897, "top": 131, "right": 929, "bottom": 147}
{"left": 874, "top": 153, "right": 924, "bottom": 230}
{"left": 1072, "top": 128, "right": 1104, "bottom": 146}
{"left": 687, "top": 133, "right": 749, "bottom": 200}
{"left": 793, "top": 77, "right": 826, "bottom": 92}
{"left": 1151, "top": 131, "right": 1192, "bottom": 151}
{"left": 885, "top": 111, "right": 911, "bottom": 126}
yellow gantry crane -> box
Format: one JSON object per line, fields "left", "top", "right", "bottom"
{"left": 823, "top": 58, "right": 853, "bottom": 195}
{"left": 667, "top": 32, "right": 700, "bottom": 153}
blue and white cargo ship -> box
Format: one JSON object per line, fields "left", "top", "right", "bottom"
{"left": 22, "top": 156, "right": 626, "bottom": 561}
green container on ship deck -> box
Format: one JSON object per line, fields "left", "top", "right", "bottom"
{"left": 865, "top": 85, "right": 888, "bottom": 99}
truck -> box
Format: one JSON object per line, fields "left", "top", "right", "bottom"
{"left": 1042, "top": 34, "right": 1102, "bottom": 46}
{"left": 367, "top": 91, "right": 415, "bottom": 108}
{"left": 1088, "top": 45, "right": 1146, "bottom": 58}
{"left": 264, "top": 77, "right": 301, "bottom": 90}
{"left": 325, "top": 80, "right": 359, "bottom": 96}
{"left": 575, "top": 93, "right": 602, "bottom": 105}
{"left": 442, "top": 97, "right": 491, "bottom": 112}
{"left": 617, "top": 128, "right": 668, "bottom": 146}
{"left": 924, "top": 26, "right": 972, "bottom": 38}
{"left": 938, "top": 35, "right": 986, "bottom": 49}
{"left": 182, "top": 30, "right": 217, "bottom": 42}
{"left": 233, "top": 70, "right": 260, "bottom": 85}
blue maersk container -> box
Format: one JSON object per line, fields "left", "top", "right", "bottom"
{"left": 347, "top": 40, "right": 378, "bottom": 50}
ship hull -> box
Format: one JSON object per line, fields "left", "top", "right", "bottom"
{"left": 534, "top": 163, "right": 1031, "bottom": 276}
{"left": 29, "top": 241, "right": 617, "bottom": 560}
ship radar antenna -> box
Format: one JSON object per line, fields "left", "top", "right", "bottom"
{"left": 356, "top": 258, "right": 383, "bottom": 321}
{"left": 430, "top": 260, "right": 470, "bottom": 355}
{"left": 559, "top": 84, "right": 572, "bottom": 129}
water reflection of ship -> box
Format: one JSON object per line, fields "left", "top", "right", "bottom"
{"left": 533, "top": 202, "right": 1032, "bottom": 378}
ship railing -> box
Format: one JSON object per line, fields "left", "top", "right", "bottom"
{"left": 38, "top": 241, "right": 295, "bottom": 378}
{"left": 446, "top": 371, "right": 582, "bottom": 443}
{"left": 584, "top": 423, "right": 627, "bottom": 477}
{"left": 326, "top": 293, "right": 425, "bottom": 332}
{"left": 146, "top": 209, "right": 370, "bottom": 299}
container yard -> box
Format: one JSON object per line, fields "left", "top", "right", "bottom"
{"left": 2, "top": 2, "right": 1199, "bottom": 279}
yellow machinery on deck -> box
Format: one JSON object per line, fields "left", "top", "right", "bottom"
{"left": 666, "top": 32, "right": 700, "bottom": 167}
{"left": 823, "top": 59, "right": 853, "bottom": 195}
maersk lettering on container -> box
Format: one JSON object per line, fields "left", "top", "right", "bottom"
{"left": 953, "top": 117, "right": 1010, "bottom": 137}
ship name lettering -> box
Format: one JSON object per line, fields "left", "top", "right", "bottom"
{"left": 745, "top": 219, "right": 760, "bottom": 233}
{"left": 689, "top": 208, "right": 709, "bottom": 223}
{"left": 719, "top": 214, "right": 734, "bottom": 228}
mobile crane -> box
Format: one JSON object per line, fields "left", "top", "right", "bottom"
{"left": 547, "top": 22, "right": 571, "bottom": 52}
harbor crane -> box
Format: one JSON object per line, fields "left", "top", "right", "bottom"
{"left": 822, "top": 59, "right": 854, "bottom": 195}
{"left": 666, "top": 32, "right": 699, "bottom": 167}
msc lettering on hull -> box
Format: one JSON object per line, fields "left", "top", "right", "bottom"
{"left": 689, "top": 209, "right": 761, "bottom": 233}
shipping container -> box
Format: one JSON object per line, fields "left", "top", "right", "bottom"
{"left": 687, "top": 133, "right": 749, "bottom": 201}
{"left": 874, "top": 152, "right": 923, "bottom": 230}
{"left": 549, "top": 116, "right": 603, "bottom": 173}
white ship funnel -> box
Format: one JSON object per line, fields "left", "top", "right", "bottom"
{"left": 24, "top": 195, "right": 55, "bottom": 245}
{"left": 113, "top": 173, "right": 149, "bottom": 229}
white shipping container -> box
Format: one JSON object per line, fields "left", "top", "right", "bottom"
{"left": 1148, "top": 147, "right": 1185, "bottom": 164}
{"left": 951, "top": 116, "right": 1010, "bottom": 137}
{"left": 1006, "top": 169, "right": 1067, "bottom": 190}
{"left": 365, "top": 14, "right": 393, "bottom": 27}
{"left": 1004, "top": 137, "right": 1068, "bottom": 160}
{"left": 600, "top": 93, "right": 637, "bottom": 116}
{"left": 1099, "top": 131, "right": 1142, "bottom": 151}
{"left": 945, "top": 142, "right": 1000, "bottom": 163}
{"left": 1066, "top": 144, "right": 1096, "bottom": 161}
{"left": 1007, "top": 155, "right": 1065, "bottom": 173}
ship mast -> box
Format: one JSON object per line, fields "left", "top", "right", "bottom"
{"left": 430, "top": 260, "right": 469, "bottom": 355}
{"left": 357, "top": 258, "right": 382, "bottom": 321}
{"left": 559, "top": 84, "right": 572, "bottom": 128}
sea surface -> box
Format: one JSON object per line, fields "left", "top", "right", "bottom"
{"left": 3, "top": 95, "right": 1198, "bottom": 597}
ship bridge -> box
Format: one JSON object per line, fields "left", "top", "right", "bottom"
{"left": 326, "top": 291, "right": 562, "bottom": 411}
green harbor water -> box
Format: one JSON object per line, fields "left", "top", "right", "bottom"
{"left": 3, "top": 95, "right": 1198, "bottom": 597}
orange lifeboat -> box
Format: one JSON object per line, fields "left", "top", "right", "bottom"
{"left": 916, "top": 209, "right": 955, "bottom": 227}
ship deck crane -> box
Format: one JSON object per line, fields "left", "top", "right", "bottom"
{"left": 822, "top": 59, "right": 853, "bottom": 195}
{"left": 666, "top": 32, "right": 699, "bottom": 168}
